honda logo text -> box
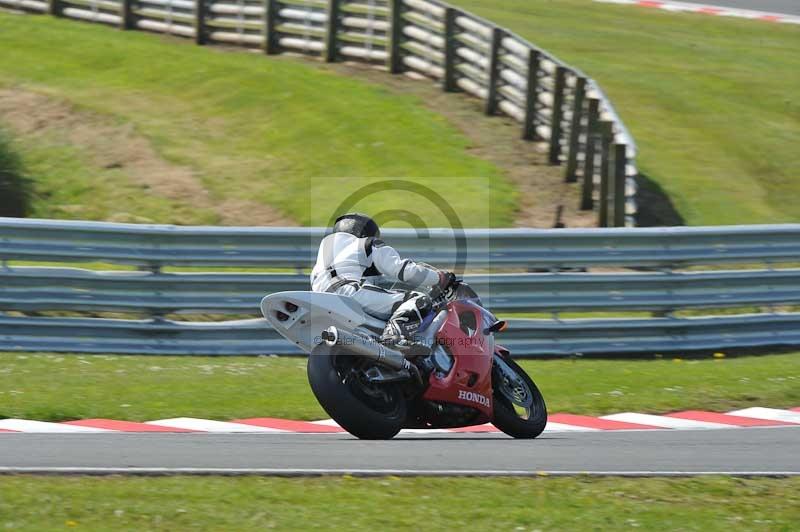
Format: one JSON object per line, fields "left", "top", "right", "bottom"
{"left": 457, "top": 389, "right": 490, "bottom": 407}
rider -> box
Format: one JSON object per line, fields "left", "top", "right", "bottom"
{"left": 311, "top": 212, "right": 457, "bottom": 351}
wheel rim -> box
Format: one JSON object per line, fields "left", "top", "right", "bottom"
{"left": 334, "top": 354, "right": 402, "bottom": 417}
{"left": 494, "top": 357, "right": 536, "bottom": 421}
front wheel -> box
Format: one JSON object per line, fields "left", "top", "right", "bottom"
{"left": 307, "top": 343, "right": 406, "bottom": 440}
{"left": 491, "top": 354, "right": 547, "bottom": 439}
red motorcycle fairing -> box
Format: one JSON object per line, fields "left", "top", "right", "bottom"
{"left": 421, "top": 300, "right": 494, "bottom": 425}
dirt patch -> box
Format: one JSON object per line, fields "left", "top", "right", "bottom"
{"left": 327, "top": 61, "right": 596, "bottom": 229}
{"left": 0, "top": 89, "right": 294, "bottom": 226}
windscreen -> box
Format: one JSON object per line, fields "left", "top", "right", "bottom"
{"left": 454, "top": 282, "right": 481, "bottom": 306}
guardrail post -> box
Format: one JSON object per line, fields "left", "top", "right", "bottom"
{"left": 598, "top": 120, "right": 613, "bottom": 227}
{"left": 389, "top": 0, "right": 404, "bottom": 74}
{"left": 120, "top": 0, "right": 134, "bottom": 29}
{"left": 264, "top": 0, "right": 280, "bottom": 55}
{"left": 564, "top": 76, "right": 587, "bottom": 183}
{"left": 548, "top": 66, "right": 567, "bottom": 165}
{"left": 581, "top": 98, "right": 600, "bottom": 211}
{"left": 522, "top": 49, "right": 540, "bottom": 140}
{"left": 443, "top": 8, "right": 458, "bottom": 92}
{"left": 613, "top": 143, "right": 628, "bottom": 227}
{"left": 137, "top": 264, "right": 164, "bottom": 322}
{"left": 195, "top": 0, "right": 207, "bottom": 45}
{"left": 48, "top": 0, "right": 62, "bottom": 16}
{"left": 325, "top": 0, "right": 341, "bottom": 62}
{"left": 485, "top": 27, "right": 503, "bottom": 116}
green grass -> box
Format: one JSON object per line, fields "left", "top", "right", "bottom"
{"left": 4, "top": 6, "right": 799, "bottom": 227}
{"left": 452, "top": 0, "right": 800, "bottom": 225}
{"left": 1, "top": 353, "right": 797, "bottom": 421}
{"left": 0, "top": 13, "right": 515, "bottom": 228}
{"left": 15, "top": 132, "right": 211, "bottom": 225}
{"left": 0, "top": 476, "right": 798, "bottom": 530}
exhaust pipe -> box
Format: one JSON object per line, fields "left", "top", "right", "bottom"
{"left": 321, "top": 326, "right": 409, "bottom": 371}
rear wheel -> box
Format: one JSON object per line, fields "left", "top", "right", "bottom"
{"left": 307, "top": 343, "right": 406, "bottom": 440}
{"left": 491, "top": 354, "right": 547, "bottom": 439}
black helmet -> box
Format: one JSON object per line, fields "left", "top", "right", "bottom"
{"left": 333, "top": 212, "right": 380, "bottom": 238}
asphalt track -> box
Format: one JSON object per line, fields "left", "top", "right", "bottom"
{"left": 679, "top": 0, "right": 800, "bottom": 16}
{"left": 1, "top": 427, "right": 798, "bottom": 476}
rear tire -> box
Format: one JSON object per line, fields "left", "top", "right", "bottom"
{"left": 307, "top": 343, "right": 406, "bottom": 440}
{"left": 491, "top": 355, "right": 547, "bottom": 439}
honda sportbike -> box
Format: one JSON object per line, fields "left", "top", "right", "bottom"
{"left": 261, "top": 279, "right": 547, "bottom": 439}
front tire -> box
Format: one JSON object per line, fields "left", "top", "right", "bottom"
{"left": 307, "top": 343, "right": 406, "bottom": 440}
{"left": 492, "top": 355, "right": 547, "bottom": 439}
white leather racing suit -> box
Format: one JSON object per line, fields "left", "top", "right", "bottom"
{"left": 311, "top": 232, "right": 442, "bottom": 343}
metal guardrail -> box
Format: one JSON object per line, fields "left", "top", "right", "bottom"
{"left": 2, "top": 218, "right": 800, "bottom": 356}
{"left": 0, "top": 315, "right": 285, "bottom": 356}
{"left": 4, "top": 218, "right": 800, "bottom": 269}
{"left": 0, "top": 0, "right": 638, "bottom": 226}
{"left": 4, "top": 313, "right": 800, "bottom": 356}
{"left": 4, "top": 267, "right": 800, "bottom": 315}
{"left": 499, "top": 313, "right": 800, "bottom": 356}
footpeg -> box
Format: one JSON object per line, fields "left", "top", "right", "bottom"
{"left": 403, "top": 360, "right": 424, "bottom": 386}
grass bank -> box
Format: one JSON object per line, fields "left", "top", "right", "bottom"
{"left": 452, "top": 0, "right": 800, "bottom": 225}
{"left": 0, "top": 476, "right": 798, "bottom": 530}
{"left": 0, "top": 353, "right": 796, "bottom": 421}
{"left": 0, "top": 13, "right": 515, "bottom": 227}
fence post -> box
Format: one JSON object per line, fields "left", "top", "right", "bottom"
{"left": 120, "top": 0, "right": 134, "bottom": 29}
{"left": 485, "top": 27, "right": 503, "bottom": 116}
{"left": 581, "top": 98, "right": 600, "bottom": 211}
{"left": 389, "top": 0, "right": 404, "bottom": 74}
{"left": 613, "top": 143, "right": 628, "bottom": 227}
{"left": 522, "top": 49, "right": 540, "bottom": 140}
{"left": 548, "top": 66, "right": 566, "bottom": 165}
{"left": 325, "top": 0, "right": 341, "bottom": 62}
{"left": 443, "top": 8, "right": 458, "bottom": 92}
{"left": 264, "top": 0, "right": 280, "bottom": 55}
{"left": 598, "top": 120, "right": 613, "bottom": 227}
{"left": 48, "top": 0, "right": 62, "bottom": 16}
{"left": 564, "top": 76, "right": 586, "bottom": 183}
{"left": 195, "top": 0, "right": 207, "bottom": 45}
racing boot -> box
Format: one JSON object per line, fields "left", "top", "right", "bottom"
{"left": 380, "top": 293, "right": 433, "bottom": 358}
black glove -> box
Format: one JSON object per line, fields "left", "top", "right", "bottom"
{"left": 438, "top": 271, "right": 457, "bottom": 292}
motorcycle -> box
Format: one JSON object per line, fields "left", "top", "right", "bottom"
{"left": 261, "top": 279, "right": 547, "bottom": 440}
